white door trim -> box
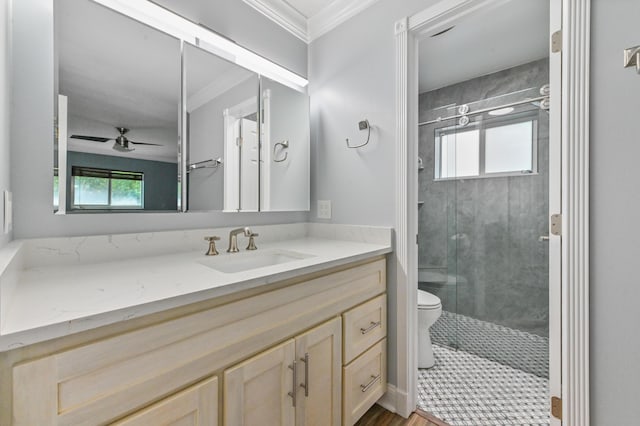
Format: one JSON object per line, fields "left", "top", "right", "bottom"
{"left": 393, "top": 0, "right": 590, "bottom": 424}
{"left": 559, "top": 1, "right": 590, "bottom": 424}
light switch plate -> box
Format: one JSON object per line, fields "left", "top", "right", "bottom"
{"left": 3, "top": 190, "right": 12, "bottom": 234}
{"left": 317, "top": 200, "right": 332, "bottom": 219}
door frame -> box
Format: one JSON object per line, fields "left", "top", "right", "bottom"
{"left": 392, "top": 0, "right": 590, "bottom": 424}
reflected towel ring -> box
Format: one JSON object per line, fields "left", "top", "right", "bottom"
{"left": 346, "top": 119, "right": 371, "bottom": 149}
{"left": 274, "top": 140, "right": 289, "bottom": 162}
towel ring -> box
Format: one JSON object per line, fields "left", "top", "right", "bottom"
{"left": 274, "top": 140, "right": 289, "bottom": 162}
{"left": 346, "top": 119, "right": 371, "bottom": 149}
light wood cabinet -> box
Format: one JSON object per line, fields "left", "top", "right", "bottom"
{"left": 8, "top": 257, "right": 386, "bottom": 426}
{"left": 341, "top": 295, "right": 388, "bottom": 425}
{"left": 342, "top": 339, "right": 387, "bottom": 426}
{"left": 224, "top": 340, "right": 296, "bottom": 426}
{"left": 342, "top": 294, "right": 387, "bottom": 365}
{"left": 295, "top": 318, "right": 342, "bottom": 426}
{"left": 111, "top": 376, "right": 218, "bottom": 426}
{"left": 224, "top": 318, "right": 342, "bottom": 426}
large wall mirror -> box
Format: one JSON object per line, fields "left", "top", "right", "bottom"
{"left": 53, "top": 0, "right": 309, "bottom": 214}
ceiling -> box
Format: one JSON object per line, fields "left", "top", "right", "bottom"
{"left": 242, "top": 0, "right": 381, "bottom": 42}
{"left": 418, "top": 0, "right": 549, "bottom": 93}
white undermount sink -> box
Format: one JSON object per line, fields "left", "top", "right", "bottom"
{"left": 197, "top": 249, "right": 315, "bottom": 274}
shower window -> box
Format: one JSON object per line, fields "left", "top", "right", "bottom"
{"left": 71, "top": 166, "right": 144, "bottom": 209}
{"left": 435, "top": 111, "right": 538, "bottom": 180}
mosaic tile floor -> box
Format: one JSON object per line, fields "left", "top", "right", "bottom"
{"left": 430, "top": 311, "right": 549, "bottom": 378}
{"left": 418, "top": 345, "right": 550, "bottom": 426}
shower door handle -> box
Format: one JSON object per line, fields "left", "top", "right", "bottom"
{"left": 539, "top": 236, "right": 550, "bottom": 242}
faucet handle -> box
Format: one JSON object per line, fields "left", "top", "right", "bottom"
{"left": 246, "top": 233, "right": 259, "bottom": 251}
{"left": 204, "top": 236, "right": 220, "bottom": 256}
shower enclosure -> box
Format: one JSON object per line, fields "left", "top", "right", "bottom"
{"left": 418, "top": 59, "right": 550, "bottom": 378}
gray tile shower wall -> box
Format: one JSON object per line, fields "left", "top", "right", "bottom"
{"left": 418, "top": 58, "right": 550, "bottom": 338}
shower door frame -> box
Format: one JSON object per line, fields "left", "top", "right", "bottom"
{"left": 392, "top": 0, "right": 590, "bottom": 425}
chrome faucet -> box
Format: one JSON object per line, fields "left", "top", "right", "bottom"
{"left": 227, "top": 227, "right": 252, "bottom": 253}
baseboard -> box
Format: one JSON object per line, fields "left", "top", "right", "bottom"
{"left": 376, "top": 383, "right": 398, "bottom": 413}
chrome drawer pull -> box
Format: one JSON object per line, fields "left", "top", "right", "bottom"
{"left": 360, "top": 321, "right": 382, "bottom": 335}
{"left": 300, "top": 353, "right": 309, "bottom": 397}
{"left": 288, "top": 361, "right": 297, "bottom": 407}
{"left": 360, "top": 374, "right": 381, "bottom": 393}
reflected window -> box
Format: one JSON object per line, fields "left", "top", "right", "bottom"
{"left": 435, "top": 112, "right": 537, "bottom": 180}
{"left": 71, "top": 167, "right": 143, "bottom": 209}
{"left": 53, "top": 168, "right": 59, "bottom": 209}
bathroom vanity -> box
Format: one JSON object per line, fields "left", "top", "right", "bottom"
{"left": 0, "top": 224, "right": 391, "bottom": 425}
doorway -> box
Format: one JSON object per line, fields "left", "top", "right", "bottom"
{"left": 392, "top": 0, "right": 592, "bottom": 424}
{"left": 417, "top": 58, "right": 552, "bottom": 424}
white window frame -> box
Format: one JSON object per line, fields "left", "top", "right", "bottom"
{"left": 434, "top": 111, "right": 539, "bottom": 181}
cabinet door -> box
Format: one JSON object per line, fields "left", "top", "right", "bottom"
{"left": 296, "top": 317, "right": 342, "bottom": 426}
{"left": 224, "top": 339, "right": 296, "bottom": 426}
{"left": 112, "top": 376, "right": 218, "bottom": 426}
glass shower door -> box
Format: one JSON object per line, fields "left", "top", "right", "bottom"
{"left": 417, "top": 101, "right": 459, "bottom": 349}
{"left": 447, "top": 87, "right": 550, "bottom": 378}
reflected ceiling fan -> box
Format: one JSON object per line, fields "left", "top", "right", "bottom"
{"left": 70, "top": 127, "right": 162, "bottom": 152}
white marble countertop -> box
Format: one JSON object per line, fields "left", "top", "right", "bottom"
{"left": 0, "top": 224, "right": 392, "bottom": 351}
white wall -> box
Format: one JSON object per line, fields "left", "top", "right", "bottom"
{"left": 10, "top": 0, "right": 308, "bottom": 240}
{"left": 0, "top": 0, "right": 10, "bottom": 248}
{"left": 590, "top": 0, "right": 640, "bottom": 423}
{"left": 308, "top": 0, "right": 440, "bottom": 387}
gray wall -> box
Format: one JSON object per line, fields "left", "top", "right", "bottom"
{"left": 0, "top": 0, "right": 10, "bottom": 248}
{"left": 66, "top": 152, "right": 178, "bottom": 211}
{"left": 418, "top": 59, "right": 550, "bottom": 338}
{"left": 10, "top": 0, "right": 307, "bottom": 240}
{"left": 591, "top": 0, "right": 640, "bottom": 424}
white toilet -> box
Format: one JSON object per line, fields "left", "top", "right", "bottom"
{"left": 418, "top": 289, "right": 442, "bottom": 369}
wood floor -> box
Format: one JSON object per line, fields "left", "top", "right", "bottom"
{"left": 355, "top": 404, "right": 450, "bottom": 426}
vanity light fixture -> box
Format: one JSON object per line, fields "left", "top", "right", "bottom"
{"left": 92, "top": 0, "right": 308, "bottom": 91}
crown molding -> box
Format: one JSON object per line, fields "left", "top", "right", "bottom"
{"left": 243, "top": 0, "right": 381, "bottom": 43}
{"left": 307, "top": 0, "right": 381, "bottom": 42}
{"left": 242, "top": 0, "right": 309, "bottom": 42}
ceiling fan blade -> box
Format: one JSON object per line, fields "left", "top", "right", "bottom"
{"left": 129, "top": 140, "right": 163, "bottom": 146}
{"left": 70, "top": 135, "right": 113, "bottom": 143}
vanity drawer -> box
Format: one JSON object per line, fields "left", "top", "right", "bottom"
{"left": 342, "top": 338, "right": 387, "bottom": 426}
{"left": 342, "top": 294, "right": 386, "bottom": 364}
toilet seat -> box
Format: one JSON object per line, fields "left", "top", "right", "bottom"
{"left": 418, "top": 289, "right": 442, "bottom": 310}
